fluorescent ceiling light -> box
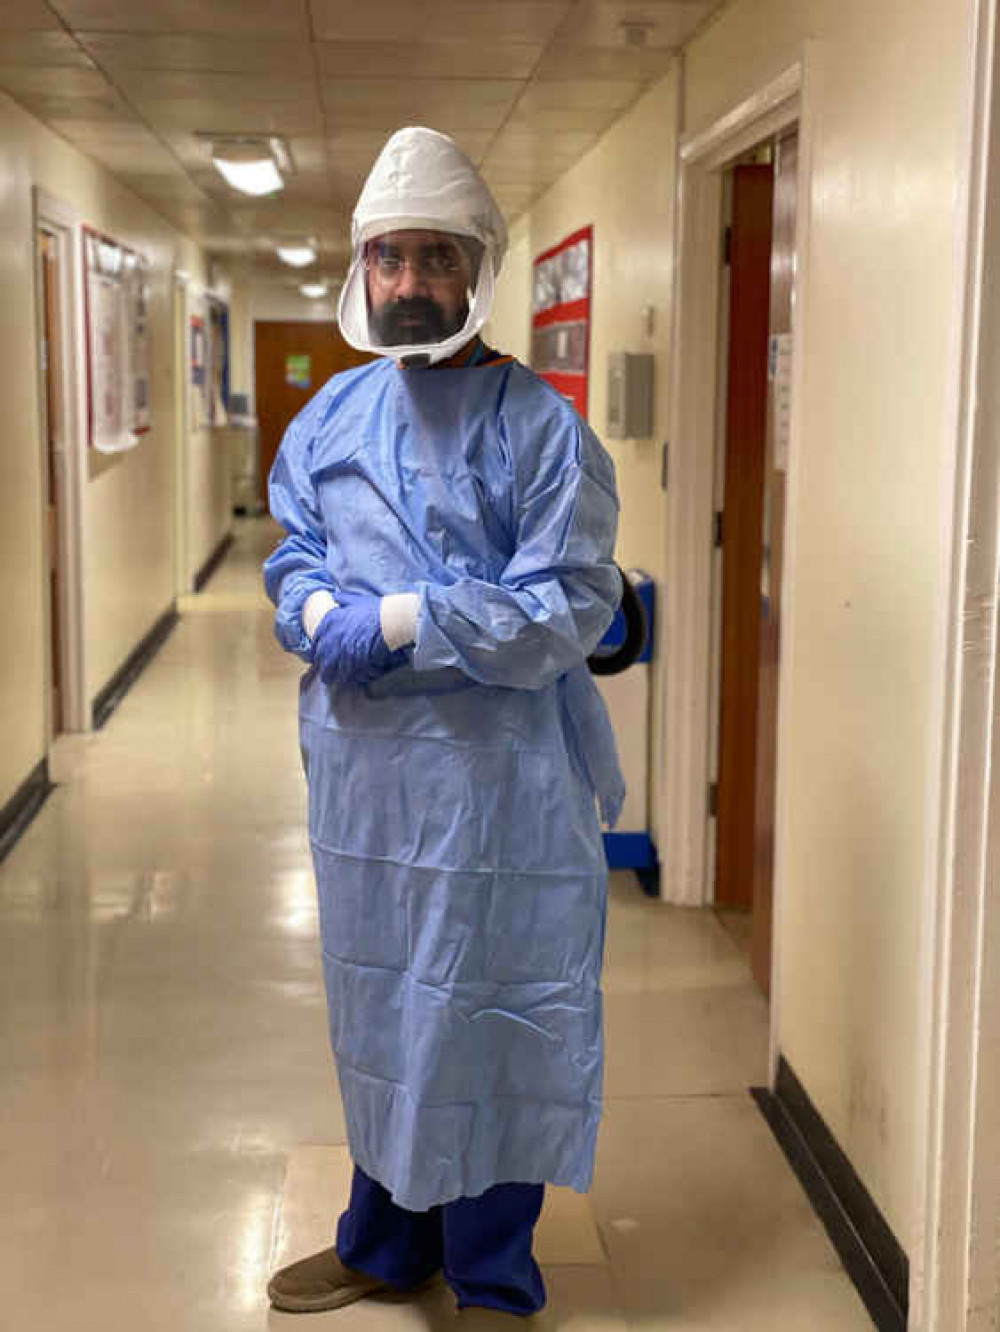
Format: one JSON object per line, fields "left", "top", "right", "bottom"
{"left": 277, "top": 243, "right": 317, "bottom": 267}
{"left": 212, "top": 141, "right": 283, "bottom": 196}
{"left": 300, "top": 283, "right": 328, "bottom": 299}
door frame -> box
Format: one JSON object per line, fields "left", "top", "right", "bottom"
{"left": 661, "top": 55, "right": 810, "bottom": 1024}
{"left": 910, "top": 0, "right": 1000, "bottom": 1326}
{"left": 173, "top": 268, "right": 191, "bottom": 596}
{"left": 32, "top": 187, "right": 88, "bottom": 734}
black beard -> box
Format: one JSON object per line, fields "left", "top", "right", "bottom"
{"left": 369, "top": 297, "right": 468, "bottom": 346}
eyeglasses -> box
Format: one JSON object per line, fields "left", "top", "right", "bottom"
{"left": 365, "top": 242, "right": 468, "bottom": 282}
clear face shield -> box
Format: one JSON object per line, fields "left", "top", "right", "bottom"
{"left": 338, "top": 225, "right": 494, "bottom": 367}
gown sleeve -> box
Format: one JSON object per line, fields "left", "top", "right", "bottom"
{"left": 413, "top": 410, "right": 621, "bottom": 690}
{"left": 262, "top": 414, "right": 337, "bottom": 662}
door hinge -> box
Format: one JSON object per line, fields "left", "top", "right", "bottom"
{"left": 723, "top": 226, "right": 732, "bottom": 267}
{"left": 714, "top": 510, "right": 724, "bottom": 548}
{"left": 708, "top": 782, "right": 718, "bottom": 818}
{"left": 660, "top": 440, "right": 669, "bottom": 491}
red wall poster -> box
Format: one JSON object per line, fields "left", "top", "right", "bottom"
{"left": 530, "top": 225, "right": 592, "bottom": 420}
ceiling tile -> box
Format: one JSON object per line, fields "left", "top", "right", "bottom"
{"left": 325, "top": 174, "right": 367, "bottom": 212}
{"left": 0, "top": 66, "right": 116, "bottom": 96}
{"left": 17, "top": 91, "right": 136, "bottom": 122}
{"left": 310, "top": 0, "right": 572, "bottom": 46}
{"left": 151, "top": 203, "right": 233, "bottom": 238}
{"left": 533, "top": 43, "right": 675, "bottom": 82}
{"left": 48, "top": 0, "right": 310, "bottom": 36}
{"left": 285, "top": 137, "right": 329, "bottom": 173}
{"left": 0, "top": 1, "right": 62, "bottom": 30}
{"left": 325, "top": 128, "right": 394, "bottom": 158}
{"left": 516, "top": 79, "right": 641, "bottom": 111}
{"left": 53, "top": 119, "right": 166, "bottom": 147}
{"left": 67, "top": 139, "right": 179, "bottom": 171}
{"left": 320, "top": 78, "right": 520, "bottom": 130}
{"left": 506, "top": 105, "right": 621, "bottom": 134}
{"left": 448, "top": 131, "right": 496, "bottom": 164}
{"left": 132, "top": 96, "right": 323, "bottom": 135}
{"left": 157, "top": 128, "right": 209, "bottom": 167}
{"left": 325, "top": 127, "right": 494, "bottom": 166}
{"left": 86, "top": 145, "right": 184, "bottom": 174}
{"left": 77, "top": 33, "right": 315, "bottom": 75}
{"left": 316, "top": 40, "right": 541, "bottom": 81}
{"left": 484, "top": 128, "right": 600, "bottom": 170}
{"left": 226, "top": 200, "right": 346, "bottom": 235}
{"left": 117, "top": 171, "right": 209, "bottom": 201}
{"left": 482, "top": 162, "right": 563, "bottom": 188}
{"left": 0, "top": 33, "right": 94, "bottom": 66}
{"left": 555, "top": 0, "right": 716, "bottom": 50}
{"left": 274, "top": 178, "right": 339, "bottom": 205}
{"left": 491, "top": 185, "right": 542, "bottom": 209}
{"left": 112, "top": 68, "right": 311, "bottom": 102}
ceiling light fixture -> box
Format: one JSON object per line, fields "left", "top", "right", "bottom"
{"left": 277, "top": 243, "right": 317, "bottom": 267}
{"left": 211, "top": 139, "right": 284, "bottom": 196}
{"left": 300, "top": 282, "right": 329, "bottom": 299}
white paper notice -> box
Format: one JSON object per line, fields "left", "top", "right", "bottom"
{"left": 768, "top": 332, "right": 793, "bottom": 473}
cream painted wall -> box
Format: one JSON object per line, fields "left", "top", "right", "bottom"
{"left": 228, "top": 272, "right": 341, "bottom": 412}
{"left": 485, "top": 67, "right": 680, "bottom": 853}
{"left": 488, "top": 0, "right": 972, "bottom": 1259}
{"left": 0, "top": 91, "right": 219, "bottom": 809}
{"left": 180, "top": 273, "right": 234, "bottom": 588}
{"left": 484, "top": 215, "right": 531, "bottom": 363}
{"left": 685, "top": 0, "right": 972, "bottom": 1250}
{"left": 185, "top": 419, "right": 232, "bottom": 589}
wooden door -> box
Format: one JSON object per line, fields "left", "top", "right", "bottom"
{"left": 254, "top": 321, "right": 372, "bottom": 504}
{"left": 750, "top": 132, "right": 799, "bottom": 996}
{"left": 715, "top": 165, "right": 774, "bottom": 910}
{"left": 38, "top": 230, "right": 63, "bottom": 736}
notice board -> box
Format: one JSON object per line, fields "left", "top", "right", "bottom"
{"left": 530, "top": 225, "right": 592, "bottom": 419}
{"left": 83, "top": 226, "right": 151, "bottom": 452}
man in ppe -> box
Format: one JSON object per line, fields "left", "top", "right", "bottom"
{"left": 264, "top": 127, "right": 624, "bottom": 1320}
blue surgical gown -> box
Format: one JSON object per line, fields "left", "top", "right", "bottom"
{"left": 264, "top": 356, "right": 625, "bottom": 1210}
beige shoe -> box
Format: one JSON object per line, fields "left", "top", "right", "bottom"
{"left": 267, "top": 1246, "right": 392, "bottom": 1312}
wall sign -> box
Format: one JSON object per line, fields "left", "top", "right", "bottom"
{"left": 83, "top": 226, "right": 151, "bottom": 451}
{"left": 189, "top": 310, "right": 207, "bottom": 430}
{"left": 285, "top": 354, "right": 311, "bottom": 389}
{"left": 208, "top": 300, "right": 230, "bottom": 425}
{"left": 530, "top": 225, "right": 592, "bottom": 419}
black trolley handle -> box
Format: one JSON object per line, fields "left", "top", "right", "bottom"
{"left": 587, "top": 567, "right": 647, "bottom": 677}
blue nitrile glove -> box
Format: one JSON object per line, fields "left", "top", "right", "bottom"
{"left": 313, "top": 592, "right": 408, "bottom": 686}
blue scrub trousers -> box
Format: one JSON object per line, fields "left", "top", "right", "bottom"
{"left": 336, "top": 1165, "right": 547, "bottom": 1314}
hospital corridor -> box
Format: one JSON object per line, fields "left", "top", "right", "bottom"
{"left": 2, "top": 519, "right": 868, "bottom": 1331}
{"left": 2, "top": 2, "right": 1000, "bottom": 1331}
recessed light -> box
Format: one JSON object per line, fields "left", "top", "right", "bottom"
{"left": 277, "top": 243, "right": 317, "bottom": 267}
{"left": 212, "top": 141, "right": 283, "bottom": 196}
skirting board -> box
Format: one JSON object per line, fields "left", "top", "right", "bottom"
{"left": 0, "top": 758, "right": 53, "bottom": 866}
{"left": 92, "top": 608, "right": 179, "bottom": 730}
{"left": 752, "top": 1057, "right": 908, "bottom": 1332}
{"left": 193, "top": 532, "right": 234, "bottom": 593}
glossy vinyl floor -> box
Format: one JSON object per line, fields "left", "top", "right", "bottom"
{"left": 0, "top": 520, "right": 873, "bottom": 1330}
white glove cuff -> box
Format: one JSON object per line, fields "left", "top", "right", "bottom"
{"left": 302, "top": 590, "right": 337, "bottom": 640}
{"left": 380, "top": 593, "right": 420, "bottom": 650}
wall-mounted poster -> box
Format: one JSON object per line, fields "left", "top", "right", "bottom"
{"left": 530, "top": 225, "right": 592, "bottom": 419}
{"left": 83, "top": 227, "right": 151, "bottom": 451}
{"left": 208, "top": 300, "right": 229, "bottom": 426}
{"left": 285, "top": 354, "right": 311, "bottom": 389}
{"left": 125, "top": 252, "right": 151, "bottom": 435}
{"left": 189, "top": 310, "right": 207, "bottom": 430}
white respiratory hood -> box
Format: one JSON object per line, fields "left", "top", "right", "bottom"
{"left": 337, "top": 127, "right": 507, "bottom": 366}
